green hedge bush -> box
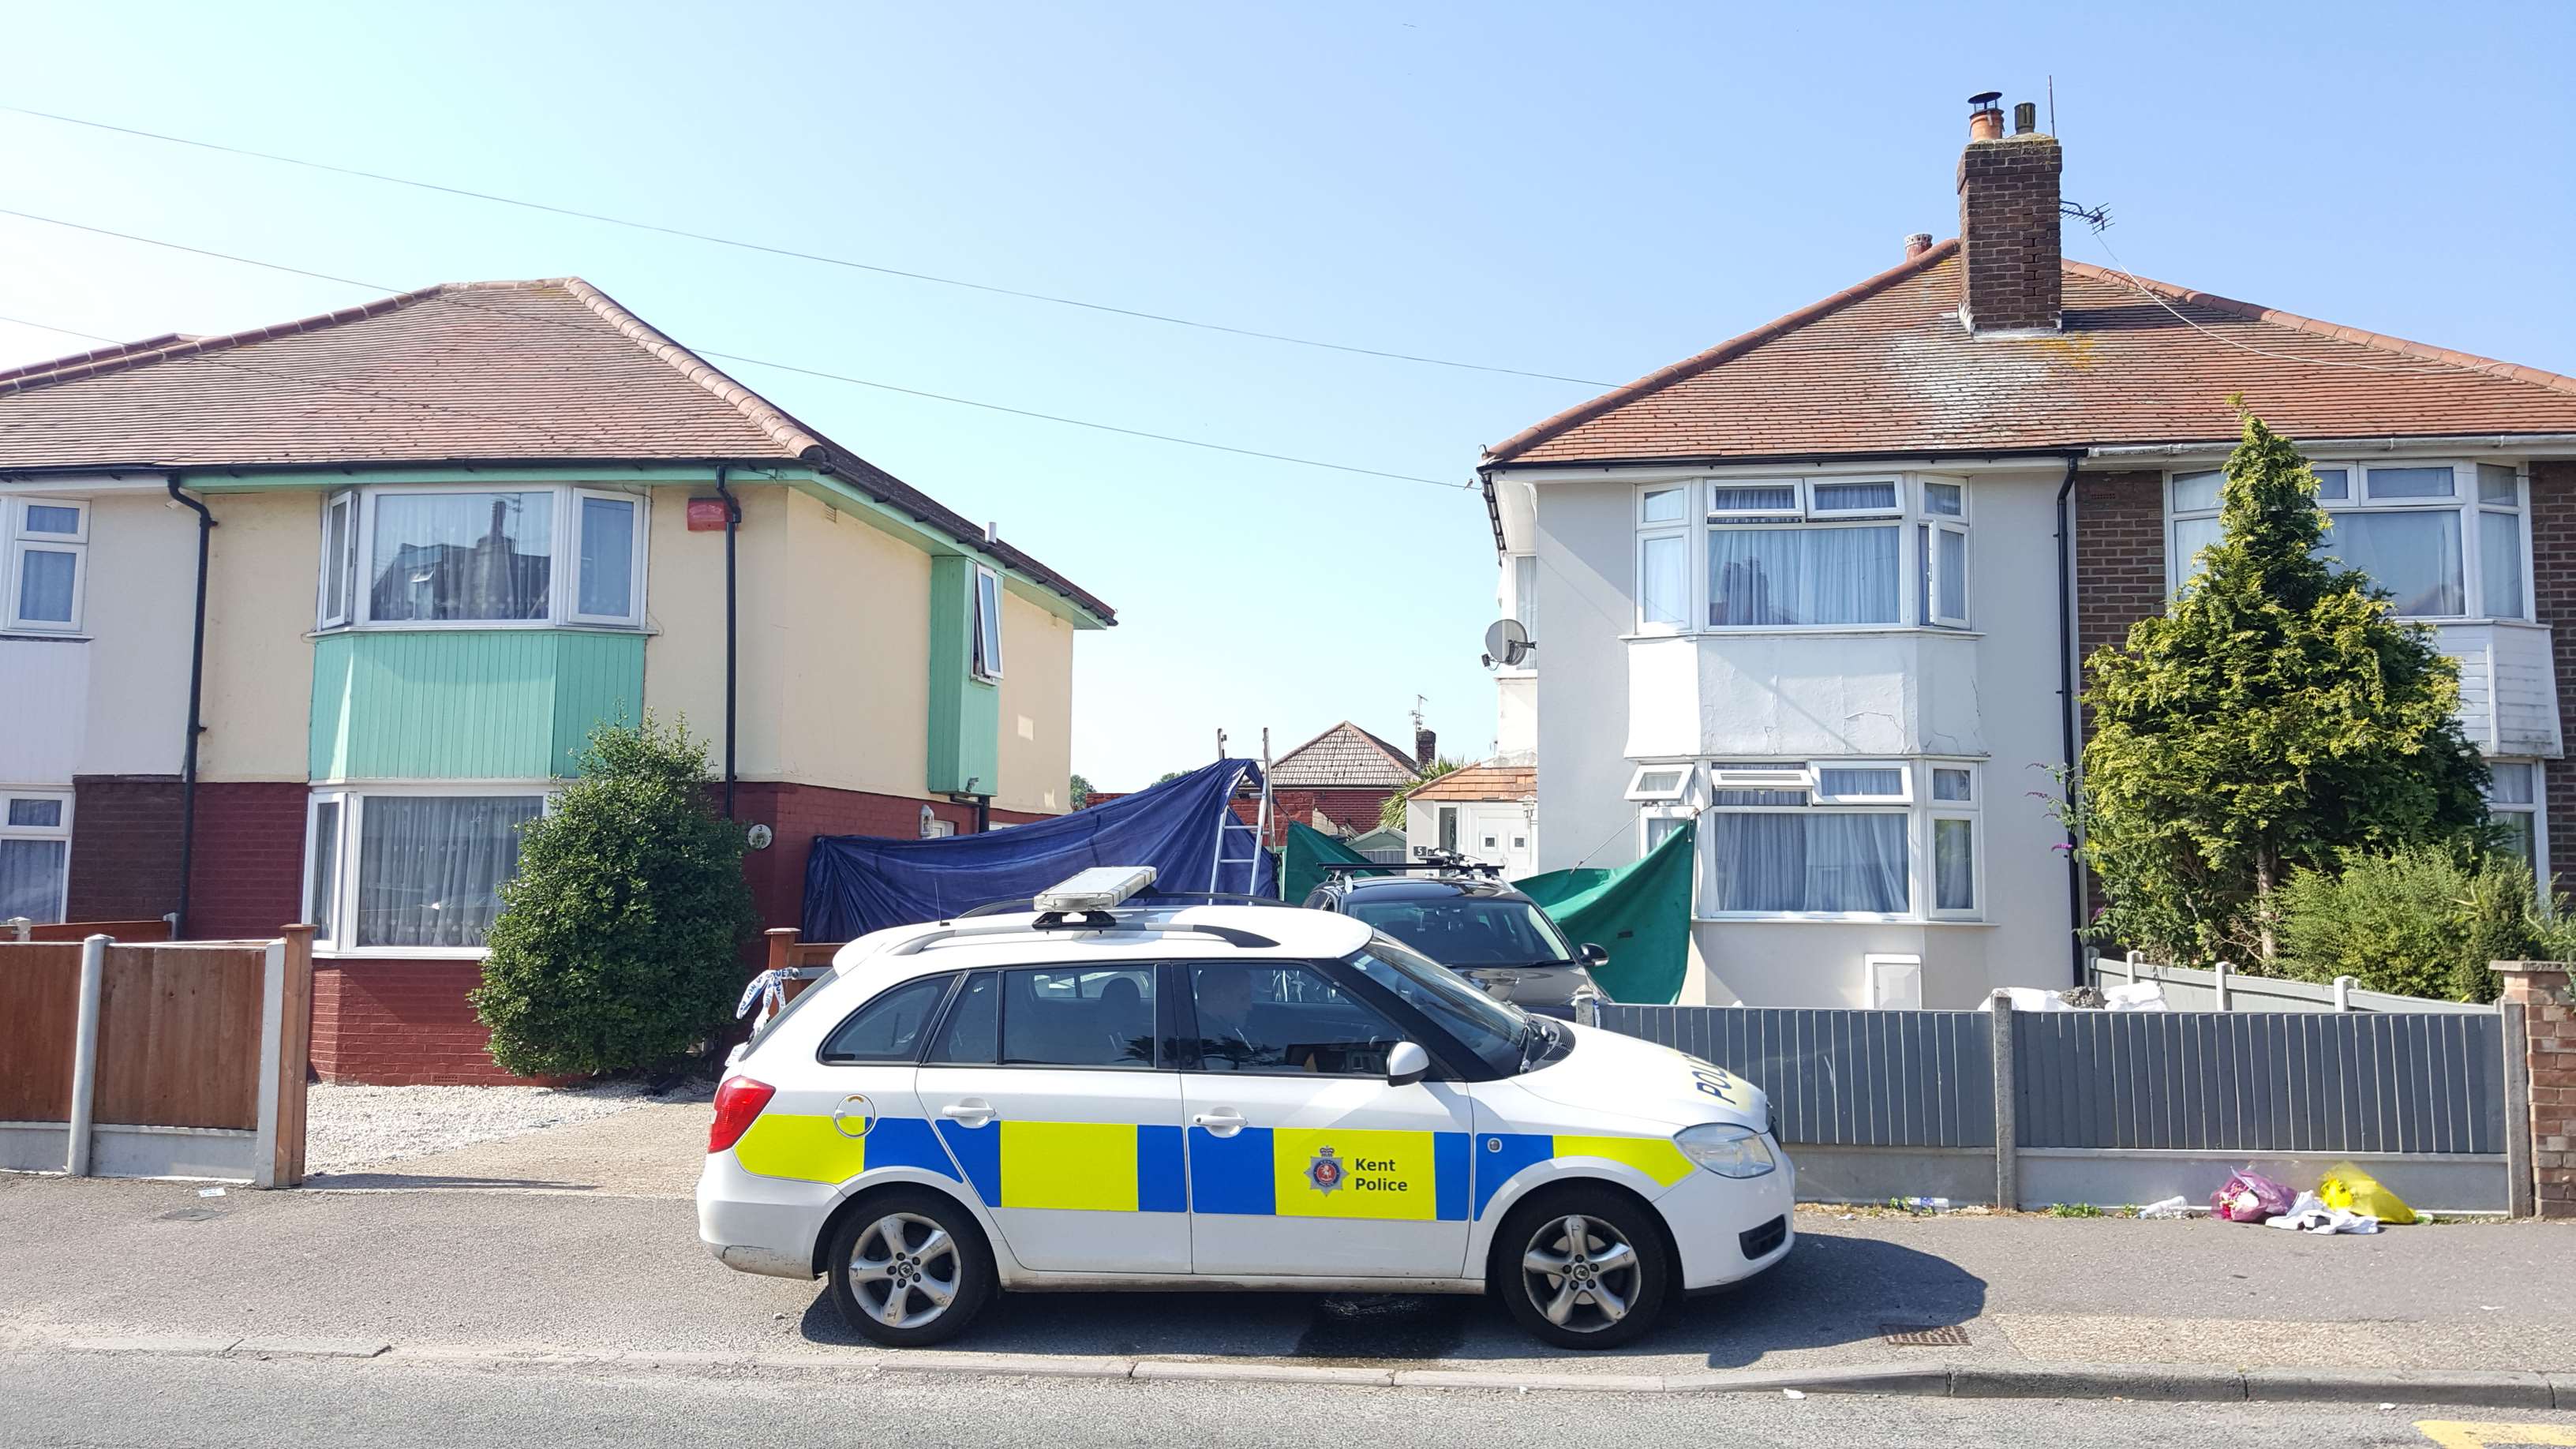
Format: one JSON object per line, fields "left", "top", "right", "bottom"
{"left": 2272, "top": 846, "right": 2563, "bottom": 1004}
{"left": 470, "top": 717, "right": 757, "bottom": 1077}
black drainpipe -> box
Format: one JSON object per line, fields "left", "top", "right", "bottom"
{"left": 713, "top": 466, "right": 739, "bottom": 820}
{"left": 167, "top": 477, "right": 215, "bottom": 938}
{"left": 2053, "top": 450, "right": 2086, "bottom": 987}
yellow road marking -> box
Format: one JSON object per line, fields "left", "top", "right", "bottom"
{"left": 2415, "top": 1422, "right": 2576, "bottom": 1447}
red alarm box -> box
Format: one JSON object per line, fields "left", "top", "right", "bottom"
{"left": 687, "top": 497, "right": 731, "bottom": 531}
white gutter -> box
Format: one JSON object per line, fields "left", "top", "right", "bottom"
{"left": 2088, "top": 433, "right": 2576, "bottom": 460}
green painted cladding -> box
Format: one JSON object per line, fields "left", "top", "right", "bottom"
{"left": 310, "top": 630, "right": 645, "bottom": 781}
{"left": 925, "top": 556, "right": 1002, "bottom": 796}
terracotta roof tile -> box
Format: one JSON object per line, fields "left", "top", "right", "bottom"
{"left": 0, "top": 279, "right": 1112, "bottom": 620}
{"left": 1404, "top": 763, "right": 1536, "bottom": 803}
{"left": 1267, "top": 721, "right": 1419, "bottom": 788}
{"left": 1487, "top": 242, "right": 2576, "bottom": 466}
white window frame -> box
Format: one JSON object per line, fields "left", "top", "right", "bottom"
{"left": 1652, "top": 473, "right": 1969, "bottom": 636}
{"left": 325, "top": 484, "right": 650, "bottom": 633}
{"left": 2166, "top": 460, "right": 2532, "bottom": 620}
{"left": 2484, "top": 758, "right": 2548, "bottom": 897}
{"left": 972, "top": 564, "right": 1005, "bottom": 682}
{"left": 6, "top": 496, "right": 90, "bottom": 635}
{"left": 0, "top": 787, "right": 75, "bottom": 924}
{"left": 1926, "top": 762, "right": 1982, "bottom": 919}
{"left": 1925, "top": 520, "right": 1971, "bottom": 628}
{"left": 1705, "top": 478, "right": 1807, "bottom": 519}
{"left": 1805, "top": 477, "right": 1904, "bottom": 519}
{"left": 1636, "top": 527, "right": 1689, "bottom": 635}
{"left": 316, "top": 489, "right": 358, "bottom": 630}
{"left": 301, "top": 782, "right": 556, "bottom": 959}
{"left": 567, "top": 488, "right": 649, "bottom": 627}
{"left": 1624, "top": 762, "right": 1698, "bottom": 803}
{"left": 1687, "top": 758, "right": 1986, "bottom": 923}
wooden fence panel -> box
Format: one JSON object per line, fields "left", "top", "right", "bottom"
{"left": 94, "top": 944, "right": 264, "bottom": 1131}
{"left": 0, "top": 942, "right": 83, "bottom": 1121}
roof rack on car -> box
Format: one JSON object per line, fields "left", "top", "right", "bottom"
{"left": 901, "top": 867, "right": 1282, "bottom": 952}
{"left": 1319, "top": 856, "right": 1503, "bottom": 878}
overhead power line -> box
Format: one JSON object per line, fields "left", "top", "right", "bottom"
{"left": 0, "top": 103, "right": 1616, "bottom": 388}
{"left": 0, "top": 207, "right": 1473, "bottom": 490}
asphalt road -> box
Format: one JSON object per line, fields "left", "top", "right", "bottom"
{"left": 9, "top": 1350, "right": 2573, "bottom": 1448}
{"left": 7, "top": 1174, "right": 2572, "bottom": 1378}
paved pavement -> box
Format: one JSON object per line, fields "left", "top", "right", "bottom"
{"left": 4, "top": 1161, "right": 2571, "bottom": 1379}
{"left": 9, "top": 1347, "right": 2575, "bottom": 1448}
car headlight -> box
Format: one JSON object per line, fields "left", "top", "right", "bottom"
{"left": 1675, "top": 1122, "right": 1776, "bottom": 1178}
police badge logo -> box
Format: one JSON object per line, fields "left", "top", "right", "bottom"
{"left": 1305, "top": 1146, "right": 1344, "bottom": 1195}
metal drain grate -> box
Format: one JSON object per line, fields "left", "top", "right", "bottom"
{"left": 1880, "top": 1323, "right": 1970, "bottom": 1347}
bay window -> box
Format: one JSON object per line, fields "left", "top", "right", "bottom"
{"left": 318, "top": 485, "right": 647, "bottom": 630}
{"left": 6, "top": 496, "right": 88, "bottom": 633}
{"left": 0, "top": 790, "right": 73, "bottom": 923}
{"left": 2166, "top": 461, "right": 2528, "bottom": 619}
{"left": 2486, "top": 761, "right": 2544, "bottom": 879}
{"left": 1657, "top": 760, "right": 1982, "bottom": 919}
{"left": 1635, "top": 475, "right": 1970, "bottom": 633}
{"left": 304, "top": 788, "right": 548, "bottom": 952}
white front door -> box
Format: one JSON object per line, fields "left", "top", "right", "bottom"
{"left": 915, "top": 965, "right": 1189, "bottom": 1275}
{"left": 1178, "top": 961, "right": 1477, "bottom": 1279}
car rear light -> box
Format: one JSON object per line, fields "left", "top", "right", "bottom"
{"left": 708, "top": 1076, "right": 777, "bottom": 1154}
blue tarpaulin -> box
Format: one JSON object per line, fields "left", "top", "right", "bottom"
{"left": 802, "top": 758, "right": 1273, "bottom": 939}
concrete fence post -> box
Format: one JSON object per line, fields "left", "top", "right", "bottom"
{"left": 2214, "top": 959, "right": 2233, "bottom": 1013}
{"left": 65, "top": 934, "right": 108, "bottom": 1176}
{"left": 2494, "top": 961, "right": 2571, "bottom": 1219}
{"left": 6, "top": 917, "right": 28, "bottom": 942}
{"left": 2333, "top": 975, "right": 2357, "bottom": 1013}
{"left": 1989, "top": 989, "right": 2018, "bottom": 1211}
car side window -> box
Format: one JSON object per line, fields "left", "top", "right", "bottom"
{"left": 998, "top": 966, "right": 1157, "bottom": 1069}
{"left": 926, "top": 971, "right": 998, "bottom": 1064}
{"left": 819, "top": 974, "right": 954, "bottom": 1063}
{"left": 1187, "top": 963, "right": 1406, "bottom": 1076}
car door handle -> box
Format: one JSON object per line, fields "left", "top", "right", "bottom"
{"left": 939, "top": 1101, "right": 996, "bottom": 1127}
{"left": 1191, "top": 1110, "right": 1245, "bottom": 1136}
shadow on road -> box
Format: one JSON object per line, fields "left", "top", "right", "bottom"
{"left": 793, "top": 1228, "right": 1985, "bottom": 1369}
{"left": 300, "top": 1174, "right": 600, "bottom": 1192}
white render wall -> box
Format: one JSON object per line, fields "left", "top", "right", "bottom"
{"left": 1405, "top": 796, "right": 1538, "bottom": 878}
{"left": 1524, "top": 462, "right": 2078, "bottom": 1009}
{"left": 0, "top": 486, "right": 196, "bottom": 792}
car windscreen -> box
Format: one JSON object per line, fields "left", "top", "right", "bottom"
{"left": 1343, "top": 934, "right": 1526, "bottom": 1076}
{"left": 1342, "top": 894, "right": 1574, "bottom": 968}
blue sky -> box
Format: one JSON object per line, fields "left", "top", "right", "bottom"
{"left": 5, "top": 1, "right": 2570, "bottom": 790}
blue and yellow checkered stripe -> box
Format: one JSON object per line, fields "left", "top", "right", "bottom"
{"left": 735, "top": 1115, "right": 1694, "bottom": 1219}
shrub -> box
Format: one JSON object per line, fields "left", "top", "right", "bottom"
{"left": 470, "top": 717, "right": 757, "bottom": 1076}
{"left": 2272, "top": 846, "right": 2551, "bottom": 1004}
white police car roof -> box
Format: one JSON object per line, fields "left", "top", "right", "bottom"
{"left": 829, "top": 900, "right": 1374, "bottom": 980}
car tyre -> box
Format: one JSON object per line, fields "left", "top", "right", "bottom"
{"left": 1492, "top": 1185, "right": 1671, "bottom": 1350}
{"left": 826, "top": 1189, "right": 997, "bottom": 1347}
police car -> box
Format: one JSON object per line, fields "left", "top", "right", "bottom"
{"left": 698, "top": 868, "right": 1792, "bottom": 1350}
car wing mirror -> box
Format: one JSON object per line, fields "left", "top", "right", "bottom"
{"left": 1578, "top": 943, "right": 1610, "bottom": 968}
{"left": 1386, "top": 1040, "right": 1429, "bottom": 1088}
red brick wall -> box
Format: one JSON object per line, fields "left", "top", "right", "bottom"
{"left": 1238, "top": 788, "right": 1401, "bottom": 843}
{"left": 309, "top": 960, "right": 561, "bottom": 1086}
{"left": 65, "top": 775, "right": 185, "bottom": 923}
{"left": 2074, "top": 469, "right": 2168, "bottom": 739}
{"left": 2530, "top": 460, "right": 2576, "bottom": 896}
{"left": 732, "top": 781, "right": 1050, "bottom": 932}
{"left": 183, "top": 781, "right": 309, "bottom": 940}
{"left": 1956, "top": 133, "right": 2063, "bottom": 332}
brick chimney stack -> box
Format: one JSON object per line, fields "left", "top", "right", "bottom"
{"left": 1956, "top": 92, "right": 2063, "bottom": 335}
{"left": 1414, "top": 726, "right": 1436, "bottom": 769}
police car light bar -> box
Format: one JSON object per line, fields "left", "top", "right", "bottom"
{"left": 1034, "top": 867, "right": 1158, "bottom": 915}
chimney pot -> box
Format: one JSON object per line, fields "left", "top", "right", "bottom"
{"left": 1967, "top": 89, "right": 2004, "bottom": 141}
{"left": 1904, "top": 232, "right": 1934, "bottom": 260}
{"left": 2012, "top": 101, "right": 2038, "bottom": 135}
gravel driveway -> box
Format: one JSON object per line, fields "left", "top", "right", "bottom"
{"left": 304, "top": 1078, "right": 711, "bottom": 1176}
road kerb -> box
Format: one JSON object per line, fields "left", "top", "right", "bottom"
{"left": 1951, "top": 1362, "right": 2246, "bottom": 1402}
{"left": 1136, "top": 1361, "right": 1395, "bottom": 1387}
{"left": 62, "top": 1335, "right": 242, "bottom": 1357}
{"left": 1661, "top": 1364, "right": 1952, "bottom": 1396}
{"left": 230, "top": 1338, "right": 391, "bottom": 1360}
{"left": 874, "top": 1352, "right": 1136, "bottom": 1380}
{"left": 1391, "top": 1369, "right": 1668, "bottom": 1392}
{"left": 2241, "top": 1367, "right": 2555, "bottom": 1410}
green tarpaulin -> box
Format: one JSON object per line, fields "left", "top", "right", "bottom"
{"left": 1279, "top": 821, "right": 1383, "bottom": 904}
{"left": 1279, "top": 818, "right": 1695, "bottom": 1005}
{"left": 1513, "top": 819, "right": 1695, "bottom": 1005}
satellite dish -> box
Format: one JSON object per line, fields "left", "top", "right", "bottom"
{"left": 1482, "top": 618, "right": 1533, "bottom": 668}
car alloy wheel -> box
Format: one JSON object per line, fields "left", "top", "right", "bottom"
{"left": 847, "top": 1211, "right": 961, "bottom": 1331}
{"left": 1518, "top": 1212, "right": 1642, "bottom": 1334}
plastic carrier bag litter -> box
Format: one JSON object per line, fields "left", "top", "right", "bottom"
{"left": 2318, "top": 1163, "right": 2417, "bottom": 1225}
{"left": 2211, "top": 1167, "right": 2296, "bottom": 1222}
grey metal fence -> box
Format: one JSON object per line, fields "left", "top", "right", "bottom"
{"left": 2012, "top": 1010, "right": 2505, "bottom": 1155}
{"left": 1586, "top": 998, "right": 2512, "bottom": 1211}
{"left": 1593, "top": 1004, "right": 1994, "bottom": 1148}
